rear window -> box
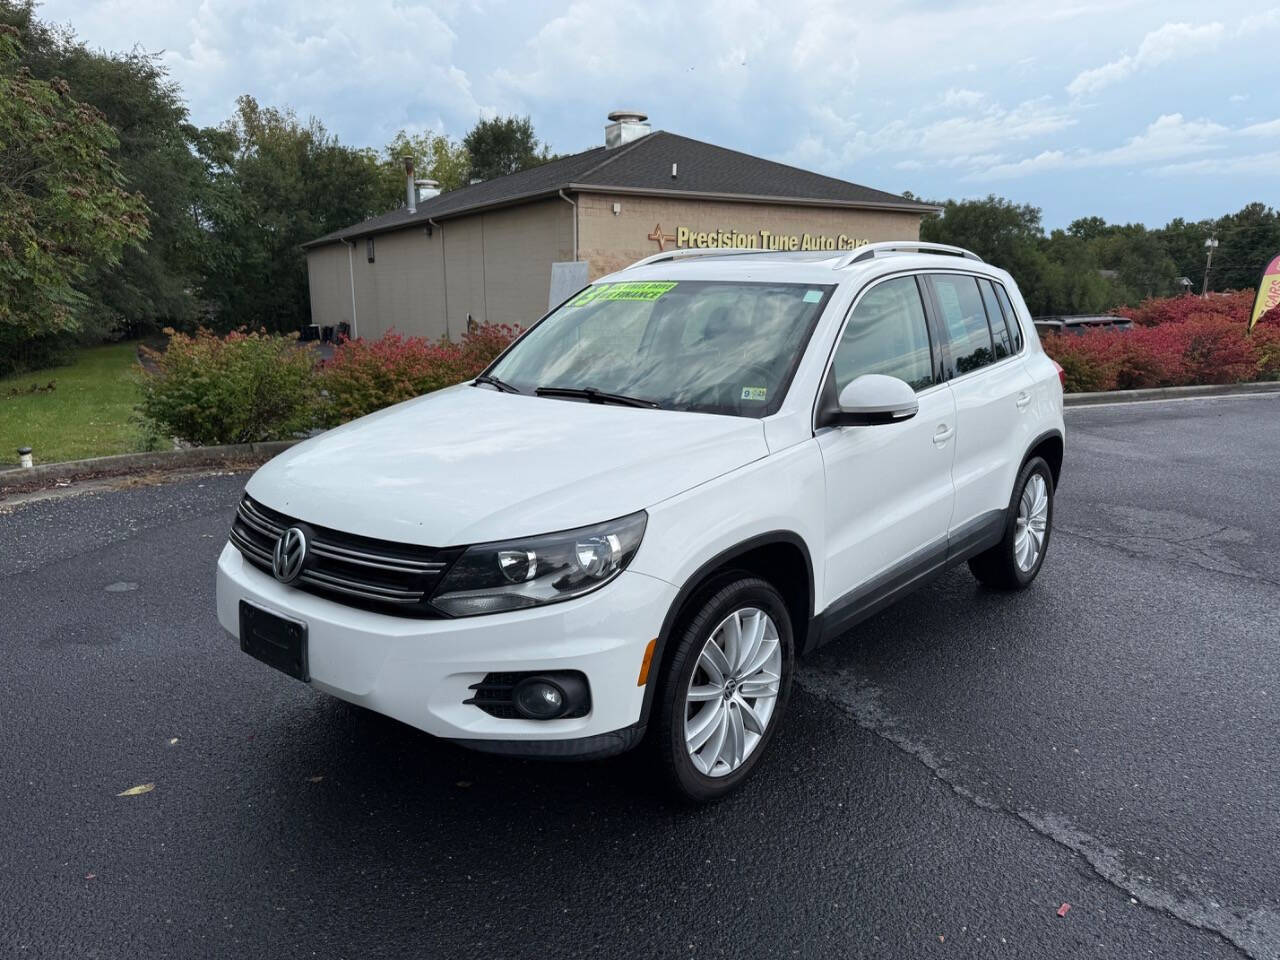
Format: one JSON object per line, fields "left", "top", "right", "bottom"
{"left": 928, "top": 275, "right": 995, "bottom": 375}
{"left": 978, "top": 279, "right": 1013, "bottom": 360}
{"left": 992, "top": 282, "right": 1024, "bottom": 353}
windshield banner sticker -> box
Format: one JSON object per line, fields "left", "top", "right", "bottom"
{"left": 570, "top": 282, "right": 678, "bottom": 306}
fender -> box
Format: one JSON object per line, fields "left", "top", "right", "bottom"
{"left": 638, "top": 530, "right": 816, "bottom": 726}
{"left": 1022, "top": 427, "right": 1065, "bottom": 486}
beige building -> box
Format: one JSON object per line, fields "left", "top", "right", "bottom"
{"left": 304, "top": 113, "right": 938, "bottom": 341}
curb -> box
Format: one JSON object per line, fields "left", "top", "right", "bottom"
{"left": 0, "top": 440, "right": 299, "bottom": 493}
{"left": 1064, "top": 381, "right": 1280, "bottom": 407}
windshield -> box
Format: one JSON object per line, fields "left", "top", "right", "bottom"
{"left": 487, "top": 280, "right": 834, "bottom": 417}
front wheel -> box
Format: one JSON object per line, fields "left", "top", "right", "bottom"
{"left": 968, "top": 456, "right": 1054, "bottom": 590}
{"left": 651, "top": 576, "right": 794, "bottom": 802}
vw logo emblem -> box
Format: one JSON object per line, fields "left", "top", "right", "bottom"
{"left": 272, "top": 527, "right": 308, "bottom": 584}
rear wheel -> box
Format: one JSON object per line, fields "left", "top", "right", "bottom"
{"left": 968, "top": 456, "right": 1054, "bottom": 590}
{"left": 651, "top": 576, "right": 794, "bottom": 802}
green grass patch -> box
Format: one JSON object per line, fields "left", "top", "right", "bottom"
{"left": 0, "top": 342, "right": 153, "bottom": 466}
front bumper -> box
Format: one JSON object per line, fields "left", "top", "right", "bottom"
{"left": 216, "top": 544, "right": 676, "bottom": 753}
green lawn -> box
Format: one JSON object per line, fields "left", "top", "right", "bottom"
{"left": 0, "top": 342, "right": 152, "bottom": 466}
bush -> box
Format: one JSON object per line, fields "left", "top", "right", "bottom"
{"left": 1113, "top": 289, "right": 1256, "bottom": 327}
{"left": 138, "top": 328, "right": 320, "bottom": 444}
{"left": 319, "top": 324, "right": 519, "bottom": 425}
{"left": 1042, "top": 331, "right": 1120, "bottom": 392}
{"left": 1042, "top": 293, "right": 1280, "bottom": 392}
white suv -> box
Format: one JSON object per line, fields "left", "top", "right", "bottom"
{"left": 217, "top": 242, "right": 1064, "bottom": 801}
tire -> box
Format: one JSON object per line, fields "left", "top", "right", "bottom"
{"left": 650, "top": 576, "right": 794, "bottom": 802}
{"left": 968, "top": 456, "right": 1054, "bottom": 590}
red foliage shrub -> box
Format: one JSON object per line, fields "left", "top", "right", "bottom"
{"left": 1041, "top": 330, "right": 1122, "bottom": 392}
{"left": 1043, "top": 292, "right": 1280, "bottom": 392}
{"left": 1114, "top": 289, "right": 1256, "bottom": 327}
{"left": 319, "top": 324, "right": 519, "bottom": 425}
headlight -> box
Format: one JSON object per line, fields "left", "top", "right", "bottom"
{"left": 430, "top": 512, "right": 647, "bottom": 616}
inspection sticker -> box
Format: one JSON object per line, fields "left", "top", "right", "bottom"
{"left": 569, "top": 281, "right": 677, "bottom": 306}
{"left": 803, "top": 289, "right": 824, "bottom": 303}
{"left": 740, "top": 386, "right": 767, "bottom": 401}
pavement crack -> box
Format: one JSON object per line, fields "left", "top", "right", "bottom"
{"left": 1055, "top": 526, "right": 1280, "bottom": 591}
{"left": 797, "top": 668, "right": 1279, "bottom": 960}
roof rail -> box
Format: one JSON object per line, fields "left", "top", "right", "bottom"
{"left": 622, "top": 247, "right": 775, "bottom": 271}
{"left": 836, "top": 241, "right": 983, "bottom": 268}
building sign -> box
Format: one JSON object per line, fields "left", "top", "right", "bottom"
{"left": 648, "top": 222, "right": 870, "bottom": 253}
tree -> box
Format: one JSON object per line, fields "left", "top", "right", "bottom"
{"left": 1090, "top": 226, "right": 1177, "bottom": 302}
{"left": 461, "top": 115, "right": 552, "bottom": 182}
{"left": 2, "top": 0, "right": 205, "bottom": 337}
{"left": 921, "top": 195, "right": 1057, "bottom": 312}
{"left": 1066, "top": 216, "right": 1111, "bottom": 242}
{"left": 196, "top": 96, "right": 391, "bottom": 332}
{"left": 0, "top": 24, "right": 148, "bottom": 373}
{"left": 1212, "top": 203, "right": 1280, "bottom": 292}
{"left": 380, "top": 128, "right": 470, "bottom": 204}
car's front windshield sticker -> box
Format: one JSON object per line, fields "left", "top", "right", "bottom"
{"left": 803, "top": 289, "right": 824, "bottom": 303}
{"left": 740, "top": 386, "right": 767, "bottom": 401}
{"left": 569, "top": 281, "right": 678, "bottom": 306}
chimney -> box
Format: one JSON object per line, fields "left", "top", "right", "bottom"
{"left": 403, "top": 156, "right": 416, "bottom": 214}
{"left": 605, "top": 110, "right": 650, "bottom": 148}
{"left": 415, "top": 179, "right": 440, "bottom": 202}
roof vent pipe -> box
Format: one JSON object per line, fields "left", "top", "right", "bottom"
{"left": 415, "top": 179, "right": 440, "bottom": 201}
{"left": 605, "top": 110, "right": 650, "bottom": 148}
{"left": 402, "top": 156, "right": 416, "bottom": 214}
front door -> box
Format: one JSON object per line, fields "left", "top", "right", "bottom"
{"left": 817, "top": 274, "right": 957, "bottom": 613}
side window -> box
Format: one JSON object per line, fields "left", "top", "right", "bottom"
{"left": 831, "top": 276, "right": 934, "bottom": 393}
{"left": 993, "top": 282, "right": 1024, "bottom": 353}
{"left": 928, "top": 275, "right": 994, "bottom": 375}
{"left": 978, "top": 279, "right": 1013, "bottom": 360}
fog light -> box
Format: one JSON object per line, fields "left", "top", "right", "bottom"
{"left": 513, "top": 678, "right": 568, "bottom": 720}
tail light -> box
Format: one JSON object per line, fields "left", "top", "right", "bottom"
{"left": 1051, "top": 359, "right": 1066, "bottom": 388}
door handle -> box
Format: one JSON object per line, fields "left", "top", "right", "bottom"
{"left": 1016, "top": 392, "right": 1032, "bottom": 409}
{"left": 933, "top": 423, "right": 954, "bottom": 446}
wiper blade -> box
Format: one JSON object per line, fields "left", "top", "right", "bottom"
{"left": 534, "top": 386, "right": 660, "bottom": 409}
{"left": 473, "top": 373, "right": 520, "bottom": 394}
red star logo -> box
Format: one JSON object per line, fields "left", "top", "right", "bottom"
{"left": 648, "top": 223, "right": 677, "bottom": 251}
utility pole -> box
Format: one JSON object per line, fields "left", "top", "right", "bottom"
{"left": 1201, "top": 235, "right": 1219, "bottom": 298}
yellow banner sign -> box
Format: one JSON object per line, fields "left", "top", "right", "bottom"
{"left": 1250, "top": 252, "right": 1280, "bottom": 331}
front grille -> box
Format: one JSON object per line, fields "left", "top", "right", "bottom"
{"left": 228, "top": 495, "right": 461, "bottom": 617}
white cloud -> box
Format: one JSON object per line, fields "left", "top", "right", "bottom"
{"left": 1159, "top": 151, "right": 1280, "bottom": 176}
{"left": 942, "top": 89, "right": 986, "bottom": 109}
{"left": 1240, "top": 119, "right": 1280, "bottom": 137}
{"left": 29, "top": 0, "right": 1280, "bottom": 227}
{"left": 973, "top": 114, "right": 1228, "bottom": 179}
{"left": 1067, "top": 21, "right": 1224, "bottom": 96}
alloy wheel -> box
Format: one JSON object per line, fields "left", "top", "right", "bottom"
{"left": 683, "top": 607, "right": 782, "bottom": 777}
{"left": 1014, "top": 472, "right": 1049, "bottom": 572}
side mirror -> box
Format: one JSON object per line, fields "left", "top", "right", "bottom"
{"left": 830, "top": 374, "right": 919, "bottom": 426}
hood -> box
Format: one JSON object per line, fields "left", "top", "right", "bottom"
{"left": 246, "top": 384, "right": 768, "bottom": 546}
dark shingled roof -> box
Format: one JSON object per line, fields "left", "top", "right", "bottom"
{"left": 304, "top": 130, "right": 937, "bottom": 248}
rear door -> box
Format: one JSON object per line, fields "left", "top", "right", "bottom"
{"left": 816, "top": 274, "right": 957, "bottom": 612}
{"left": 923, "top": 273, "right": 1036, "bottom": 547}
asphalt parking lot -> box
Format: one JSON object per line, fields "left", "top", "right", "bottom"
{"left": 3, "top": 392, "right": 1278, "bottom": 959}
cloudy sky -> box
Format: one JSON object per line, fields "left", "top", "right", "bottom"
{"left": 38, "top": 0, "right": 1280, "bottom": 228}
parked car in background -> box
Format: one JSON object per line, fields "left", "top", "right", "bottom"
{"left": 217, "top": 242, "right": 1065, "bottom": 801}
{"left": 1033, "top": 314, "right": 1133, "bottom": 337}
